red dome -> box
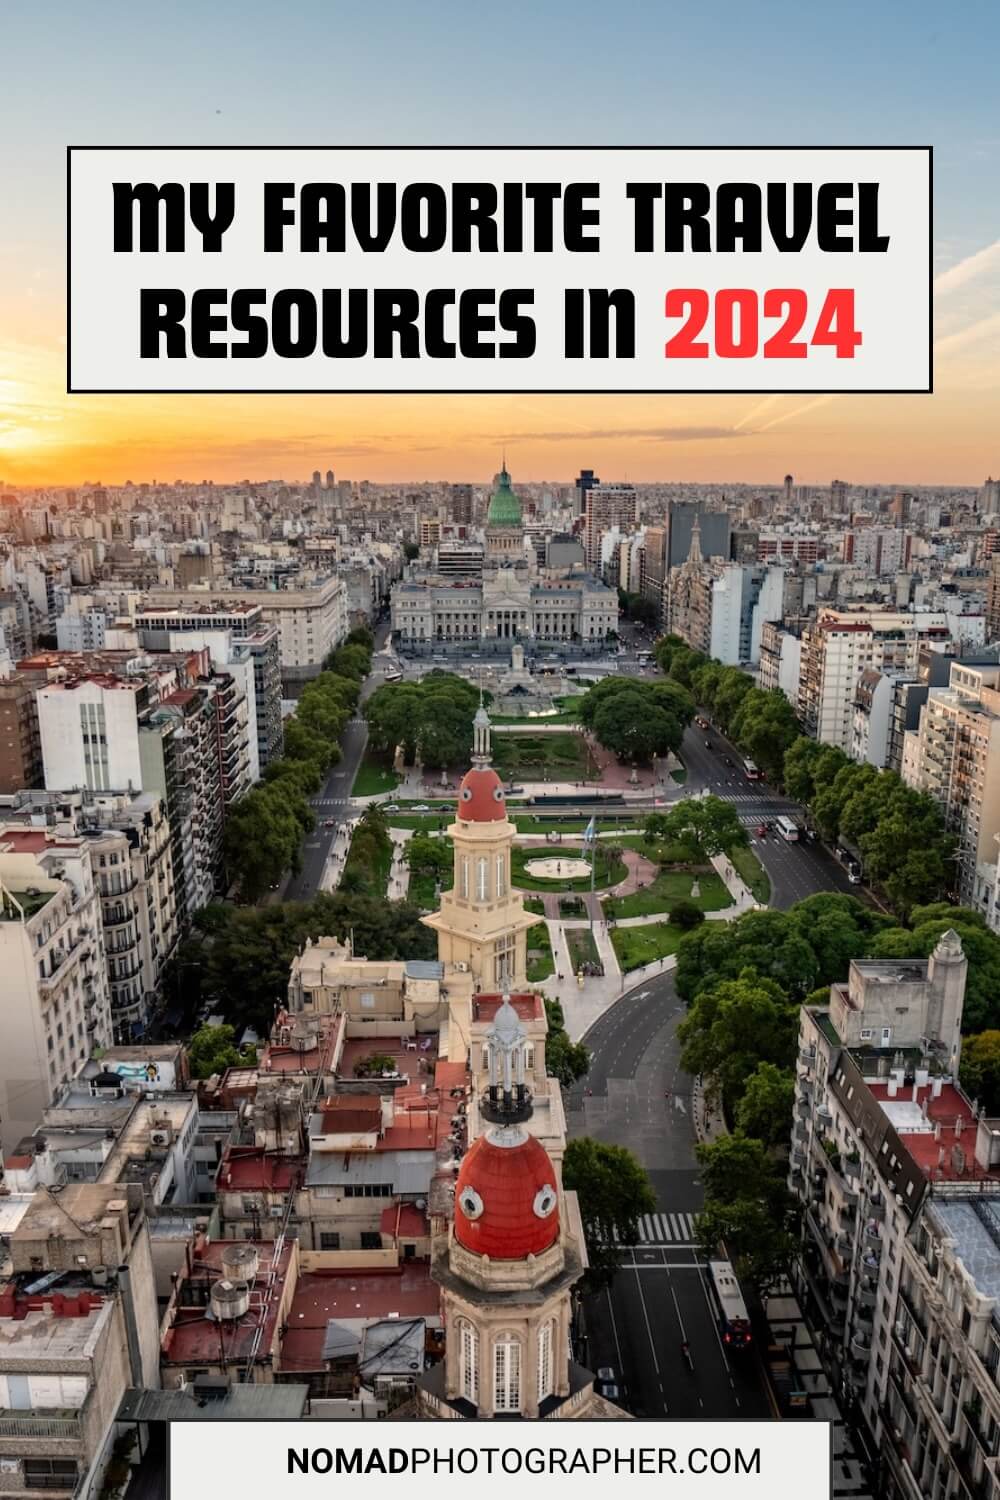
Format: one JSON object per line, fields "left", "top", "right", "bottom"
{"left": 453, "top": 1132, "right": 560, "bottom": 1260}
{"left": 457, "top": 766, "right": 507, "bottom": 822}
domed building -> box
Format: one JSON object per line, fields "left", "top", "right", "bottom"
{"left": 390, "top": 462, "right": 619, "bottom": 657}
{"left": 418, "top": 992, "right": 624, "bottom": 1419}
{"left": 421, "top": 702, "right": 536, "bottom": 990}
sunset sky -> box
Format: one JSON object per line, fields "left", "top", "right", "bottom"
{"left": 3, "top": 0, "right": 1000, "bottom": 488}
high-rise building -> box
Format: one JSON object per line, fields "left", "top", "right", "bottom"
{"left": 574, "top": 468, "right": 600, "bottom": 516}
{"left": 787, "top": 931, "right": 1000, "bottom": 1500}
{"left": 0, "top": 674, "right": 42, "bottom": 792}
{"left": 797, "top": 609, "right": 953, "bottom": 751}
{"left": 0, "top": 842, "right": 113, "bottom": 1150}
{"left": 583, "top": 483, "right": 636, "bottom": 570}
{"left": 450, "top": 483, "right": 474, "bottom": 526}
{"left": 910, "top": 660, "right": 1000, "bottom": 916}
{"left": 665, "top": 502, "right": 731, "bottom": 569}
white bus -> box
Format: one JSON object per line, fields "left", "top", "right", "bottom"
{"left": 708, "top": 1259, "right": 753, "bottom": 1351}
{"left": 741, "top": 758, "right": 761, "bottom": 781}
{"left": 776, "top": 815, "right": 800, "bottom": 842}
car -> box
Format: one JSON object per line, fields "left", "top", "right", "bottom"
{"left": 383, "top": 803, "right": 399, "bottom": 813}
{"left": 756, "top": 823, "right": 768, "bottom": 838}
{"left": 323, "top": 818, "right": 337, "bottom": 828}
{"left": 412, "top": 803, "right": 430, "bottom": 812}
{"left": 847, "top": 866, "right": 862, "bottom": 884}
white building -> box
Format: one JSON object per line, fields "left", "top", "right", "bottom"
{"left": 0, "top": 846, "right": 112, "bottom": 1153}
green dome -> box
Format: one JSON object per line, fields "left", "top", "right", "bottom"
{"left": 487, "top": 467, "right": 523, "bottom": 527}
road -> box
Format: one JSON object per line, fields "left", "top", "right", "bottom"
{"left": 566, "top": 973, "right": 772, "bottom": 1419}
{"left": 280, "top": 622, "right": 392, "bottom": 904}
{"left": 678, "top": 722, "right": 864, "bottom": 910}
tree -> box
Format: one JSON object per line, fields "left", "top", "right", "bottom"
{"left": 187, "top": 1024, "right": 255, "bottom": 1080}
{"left": 655, "top": 794, "right": 748, "bottom": 857}
{"left": 959, "top": 1032, "right": 1000, "bottom": 1114}
{"left": 866, "top": 907, "right": 1000, "bottom": 1031}
{"left": 669, "top": 898, "right": 705, "bottom": 931}
{"left": 224, "top": 783, "right": 306, "bottom": 902}
{"left": 695, "top": 1135, "right": 800, "bottom": 1291}
{"left": 402, "top": 540, "right": 419, "bottom": 560}
{"left": 734, "top": 1062, "right": 796, "bottom": 1146}
{"left": 592, "top": 692, "right": 681, "bottom": 763}
{"left": 678, "top": 973, "right": 799, "bottom": 1119}
{"left": 354, "top": 1051, "right": 397, "bottom": 1078}
{"left": 365, "top": 673, "right": 478, "bottom": 769}
{"left": 189, "top": 890, "right": 438, "bottom": 1032}
{"left": 405, "top": 833, "right": 452, "bottom": 886}
{"left": 729, "top": 687, "right": 799, "bottom": 783}
{"left": 543, "top": 998, "right": 590, "bottom": 1088}
{"left": 563, "top": 1136, "right": 656, "bottom": 1286}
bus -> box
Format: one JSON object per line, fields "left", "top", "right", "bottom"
{"left": 776, "top": 815, "right": 800, "bottom": 842}
{"left": 742, "top": 758, "right": 761, "bottom": 781}
{"left": 708, "top": 1259, "right": 753, "bottom": 1351}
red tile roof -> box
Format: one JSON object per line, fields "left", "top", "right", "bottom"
{"left": 868, "top": 1080, "right": 1000, "bottom": 1184}
{"left": 217, "top": 1147, "right": 302, "bottom": 1193}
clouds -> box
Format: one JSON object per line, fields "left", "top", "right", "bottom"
{"left": 934, "top": 239, "right": 1000, "bottom": 295}
{"left": 484, "top": 424, "right": 747, "bottom": 444}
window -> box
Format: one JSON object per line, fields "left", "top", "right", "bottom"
{"left": 860, "top": 1028, "right": 873, "bottom": 1041}
{"left": 360, "top": 1231, "right": 382, "bottom": 1250}
{"left": 460, "top": 1320, "right": 479, "bottom": 1404}
{"left": 477, "top": 857, "right": 488, "bottom": 902}
{"left": 494, "top": 1335, "right": 521, "bottom": 1412}
{"left": 319, "top": 1232, "right": 341, "bottom": 1250}
{"left": 881, "top": 1027, "right": 892, "bottom": 1044}
{"left": 496, "top": 854, "right": 506, "bottom": 899}
{"left": 537, "top": 1319, "right": 554, "bottom": 1402}
{"left": 461, "top": 857, "right": 469, "bottom": 899}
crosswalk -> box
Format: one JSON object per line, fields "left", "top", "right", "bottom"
{"left": 615, "top": 1211, "right": 699, "bottom": 1246}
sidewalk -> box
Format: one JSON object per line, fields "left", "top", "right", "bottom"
{"left": 318, "top": 820, "right": 356, "bottom": 894}
{"left": 386, "top": 828, "right": 415, "bottom": 900}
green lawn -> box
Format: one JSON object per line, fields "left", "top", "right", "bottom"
{"left": 343, "top": 821, "right": 393, "bottom": 895}
{"left": 604, "top": 868, "right": 732, "bottom": 920}
{"left": 385, "top": 813, "right": 454, "bottom": 831}
{"left": 351, "top": 754, "right": 401, "bottom": 797}
{"left": 566, "top": 926, "right": 601, "bottom": 972}
{"left": 617, "top": 834, "right": 704, "bottom": 864}
{"left": 728, "top": 842, "right": 771, "bottom": 904}
{"left": 671, "top": 765, "right": 688, "bottom": 784}
{"left": 526, "top": 922, "right": 555, "bottom": 982}
{"left": 612, "top": 922, "right": 683, "bottom": 972}
{"left": 523, "top": 896, "right": 546, "bottom": 915}
{"left": 492, "top": 731, "right": 595, "bottom": 780}
{"left": 511, "top": 843, "right": 627, "bottom": 892}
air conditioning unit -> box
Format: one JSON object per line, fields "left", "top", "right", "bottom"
{"left": 150, "top": 1128, "right": 172, "bottom": 1147}
{"left": 269, "top": 1207, "right": 283, "bottom": 1219}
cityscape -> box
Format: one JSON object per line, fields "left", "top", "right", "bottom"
{"left": 0, "top": 459, "right": 1000, "bottom": 1500}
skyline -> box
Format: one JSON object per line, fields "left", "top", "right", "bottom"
{"left": 3, "top": 0, "right": 1000, "bottom": 485}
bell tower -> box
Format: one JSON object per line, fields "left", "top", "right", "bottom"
{"left": 424, "top": 994, "right": 580, "bottom": 1418}
{"left": 421, "top": 705, "right": 535, "bottom": 989}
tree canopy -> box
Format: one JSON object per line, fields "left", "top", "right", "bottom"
{"left": 695, "top": 1134, "right": 800, "bottom": 1291}
{"left": 365, "top": 672, "right": 479, "bottom": 768}
{"left": 959, "top": 1031, "right": 1000, "bottom": 1115}
{"left": 172, "top": 891, "right": 438, "bottom": 1032}
{"left": 543, "top": 998, "right": 590, "bottom": 1089}
{"left": 678, "top": 973, "right": 799, "bottom": 1119}
{"left": 187, "top": 1024, "right": 257, "bottom": 1080}
{"left": 577, "top": 675, "right": 694, "bottom": 764}
{"left": 562, "top": 1136, "right": 656, "bottom": 1286}
{"left": 643, "top": 795, "right": 748, "bottom": 858}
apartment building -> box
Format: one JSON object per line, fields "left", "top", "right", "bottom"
{"left": 789, "top": 930, "right": 1000, "bottom": 1500}
{"left": 0, "top": 846, "right": 113, "bottom": 1152}
{"left": 0, "top": 674, "right": 42, "bottom": 793}
{"left": 798, "top": 610, "right": 953, "bottom": 751}
{"left": 0, "top": 1185, "right": 160, "bottom": 1500}
{"left": 31, "top": 650, "right": 239, "bottom": 923}
{"left": 136, "top": 603, "right": 283, "bottom": 771}
{"left": 0, "top": 790, "right": 178, "bottom": 1039}
{"left": 145, "top": 575, "right": 349, "bottom": 687}
{"left": 909, "top": 661, "right": 1000, "bottom": 917}
{"left": 583, "top": 484, "right": 637, "bottom": 570}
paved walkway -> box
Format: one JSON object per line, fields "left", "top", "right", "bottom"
{"left": 386, "top": 828, "right": 415, "bottom": 900}
{"left": 318, "top": 820, "right": 355, "bottom": 893}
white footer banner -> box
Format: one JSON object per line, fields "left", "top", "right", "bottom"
{"left": 169, "top": 1420, "right": 831, "bottom": 1500}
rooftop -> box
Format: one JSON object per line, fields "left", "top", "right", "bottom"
{"left": 278, "top": 1264, "right": 439, "bottom": 1373}
{"left": 161, "top": 1238, "right": 294, "bottom": 1369}
{"left": 927, "top": 1200, "right": 1000, "bottom": 1305}
{"left": 217, "top": 1147, "right": 301, "bottom": 1194}
{"left": 866, "top": 1079, "right": 998, "bottom": 1184}
{"left": 473, "top": 993, "right": 544, "bottom": 1023}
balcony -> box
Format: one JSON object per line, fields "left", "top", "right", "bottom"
{"left": 851, "top": 1332, "right": 872, "bottom": 1360}
{"left": 0, "top": 1389, "right": 90, "bottom": 1440}
{"left": 951, "top": 1441, "right": 989, "bottom": 1500}
{"left": 869, "top": 1193, "right": 886, "bottom": 1221}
